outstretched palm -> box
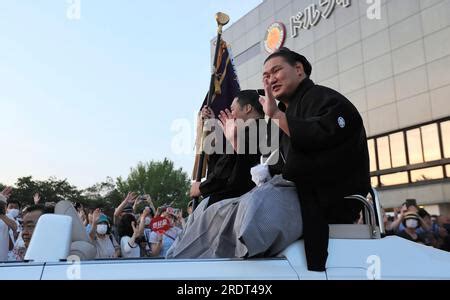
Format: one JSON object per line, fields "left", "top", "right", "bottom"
{"left": 260, "top": 78, "right": 280, "bottom": 119}
{"left": 218, "top": 109, "right": 237, "bottom": 144}
{"left": 1, "top": 187, "right": 13, "bottom": 199}
{"left": 33, "top": 193, "right": 41, "bottom": 204}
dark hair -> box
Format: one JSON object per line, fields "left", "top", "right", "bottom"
{"left": 7, "top": 199, "right": 21, "bottom": 209}
{"left": 236, "top": 90, "right": 264, "bottom": 117}
{"left": 264, "top": 47, "right": 312, "bottom": 76}
{"left": 23, "top": 204, "right": 49, "bottom": 215}
{"left": 404, "top": 199, "right": 418, "bottom": 209}
{"left": 122, "top": 204, "right": 134, "bottom": 214}
{"left": 118, "top": 213, "right": 136, "bottom": 238}
{"left": 134, "top": 202, "right": 155, "bottom": 218}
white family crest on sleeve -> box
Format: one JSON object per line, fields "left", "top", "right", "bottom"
{"left": 338, "top": 116, "right": 346, "bottom": 128}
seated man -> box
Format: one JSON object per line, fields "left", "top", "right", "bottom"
{"left": 260, "top": 47, "right": 370, "bottom": 271}
{"left": 18, "top": 205, "right": 49, "bottom": 261}
{"left": 190, "top": 90, "right": 265, "bottom": 207}
{"left": 167, "top": 91, "right": 302, "bottom": 259}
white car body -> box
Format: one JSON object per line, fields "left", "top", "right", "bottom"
{"left": 1, "top": 214, "right": 450, "bottom": 280}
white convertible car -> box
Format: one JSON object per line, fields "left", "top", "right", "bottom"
{"left": 1, "top": 189, "right": 450, "bottom": 280}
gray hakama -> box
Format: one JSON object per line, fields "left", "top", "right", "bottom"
{"left": 166, "top": 175, "right": 302, "bottom": 259}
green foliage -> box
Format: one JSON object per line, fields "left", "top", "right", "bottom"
{"left": 7, "top": 176, "right": 84, "bottom": 207}
{"left": 117, "top": 158, "right": 190, "bottom": 210}
{"left": 82, "top": 177, "right": 122, "bottom": 212}
{"left": 2, "top": 158, "right": 190, "bottom": 213}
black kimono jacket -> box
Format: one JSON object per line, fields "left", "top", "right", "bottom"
{"left": 200, "top": 121, "right": 263, "bottom": 207}
{"left": 270, "top": 78, "right": 370, "bottom": 271}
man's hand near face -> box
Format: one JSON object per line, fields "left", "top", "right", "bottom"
{"left": 260, "top": 78, "right": 290, "bottom": 136}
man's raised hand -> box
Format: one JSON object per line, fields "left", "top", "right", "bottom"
{"left": 260, "top": 78, "right": 280, "bottom": 119}
{"left": 1, "top": 186, "right": 13, "bottom": 199}
{"left": 218, "top": 109, "right": 237, "bottom": 144}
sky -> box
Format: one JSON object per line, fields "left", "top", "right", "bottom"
{"left": 0, "top": 0, "right": 263, "bottom": 188}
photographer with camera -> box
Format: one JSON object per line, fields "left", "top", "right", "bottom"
{"left": 133, "top": 203, "right": 154, "bottom": 257}
{"left": 396, "top": 212, "right": 427, "bottom": 245}
{"left": 390, "top": 199, "right": 432, "bottom": 234}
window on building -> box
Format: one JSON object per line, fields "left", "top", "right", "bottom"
{"left": 377, "top": 136, "right": 391, "bottom": 170}
{"left": 369, "top": 117, "right": 449, "bottom": 188}
{"left": 367, "top": 118, "right": 450, "bottom": 186}
{"left": 407, "top": 128, "right": 423, "bottom": 164}
{"left": 441, "top": 121, "right": 450, "bottom": 158}
{"left": 410, "top": 166, "right": 444, "bottom": 182}
{"left": 380, "top": 172, "right": 408, "bottom": 186}
{"left": 371, "top": 176, "right": 379, "bottom": 187}
{"left": 389, "top": 132, "right": 407, "bottom": 167}
{"left": 421, "top": 124, "right": 441, "bottom": 162}
{"left": 368, "top": 139, "right": 377, "bottom": 172}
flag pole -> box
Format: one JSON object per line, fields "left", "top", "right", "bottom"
{"left": 192, "top": 12, "right": 230, "bottom": 210}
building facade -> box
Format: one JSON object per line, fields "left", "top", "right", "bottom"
{"left": 217, "top": 0, "right": 450, "bottom": 213}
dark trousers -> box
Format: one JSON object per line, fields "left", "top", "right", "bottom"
{"left": 296, "top": 186, "right": 365, "bottom": 271}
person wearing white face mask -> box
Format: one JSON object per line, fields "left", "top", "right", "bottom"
{"left": 89, "top": 209, "right": 120, "bottom": 258}
{"left": 397, "top": 212, "right": 427, "bottom": 245}
{"left": 7, "top": 207, "right": 20, "bottom": 219}
{"left": 0, "top": 191, "right": 18, "bottom": 262}
{"left": 6, "top": 200, "right": 22, "bottom": 229}
{"left": 5, "top": 200, "right": 24, "bottom": 261}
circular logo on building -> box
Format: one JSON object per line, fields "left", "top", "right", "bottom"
{"left": 338, "top": 117, "right": 346, "bottom": 128}
{"left": 264, "top": 22, "right": 286, "bottom": 53}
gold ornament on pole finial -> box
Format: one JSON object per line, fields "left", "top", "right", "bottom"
{"left": 215, "top": 12, "right": 230, "bottom": 34}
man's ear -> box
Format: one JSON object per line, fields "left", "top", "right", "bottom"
{"left": 295, "top": 62, "right": 305, "bottom": 77}
{"left": 244, "top": 104, "right": 252, "bottom": 114}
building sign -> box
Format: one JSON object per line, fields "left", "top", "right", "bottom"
{"left": 290, "top": 0, "right": 351, "bottom": 38}
{"left": 264, "top": 22, "right": 286, "bottom": 53}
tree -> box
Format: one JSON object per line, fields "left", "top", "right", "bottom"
{"left": 116, "top": 158, "right": 190, "bottom": 210}
{"left": 8, "top": 176, "right": 84, "bottom": 207}
{"left": 82, "top": 177, "right": 122, "bottom": 213}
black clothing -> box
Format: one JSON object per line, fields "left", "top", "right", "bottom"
{"left": 270, "top": 78, "right": 370, "bottom": 271}
{"left": 200, "top": 122, "right": 263, "bottom": 207}
{"left": 397, "top": 230, "right": 427, "bottom": 244}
